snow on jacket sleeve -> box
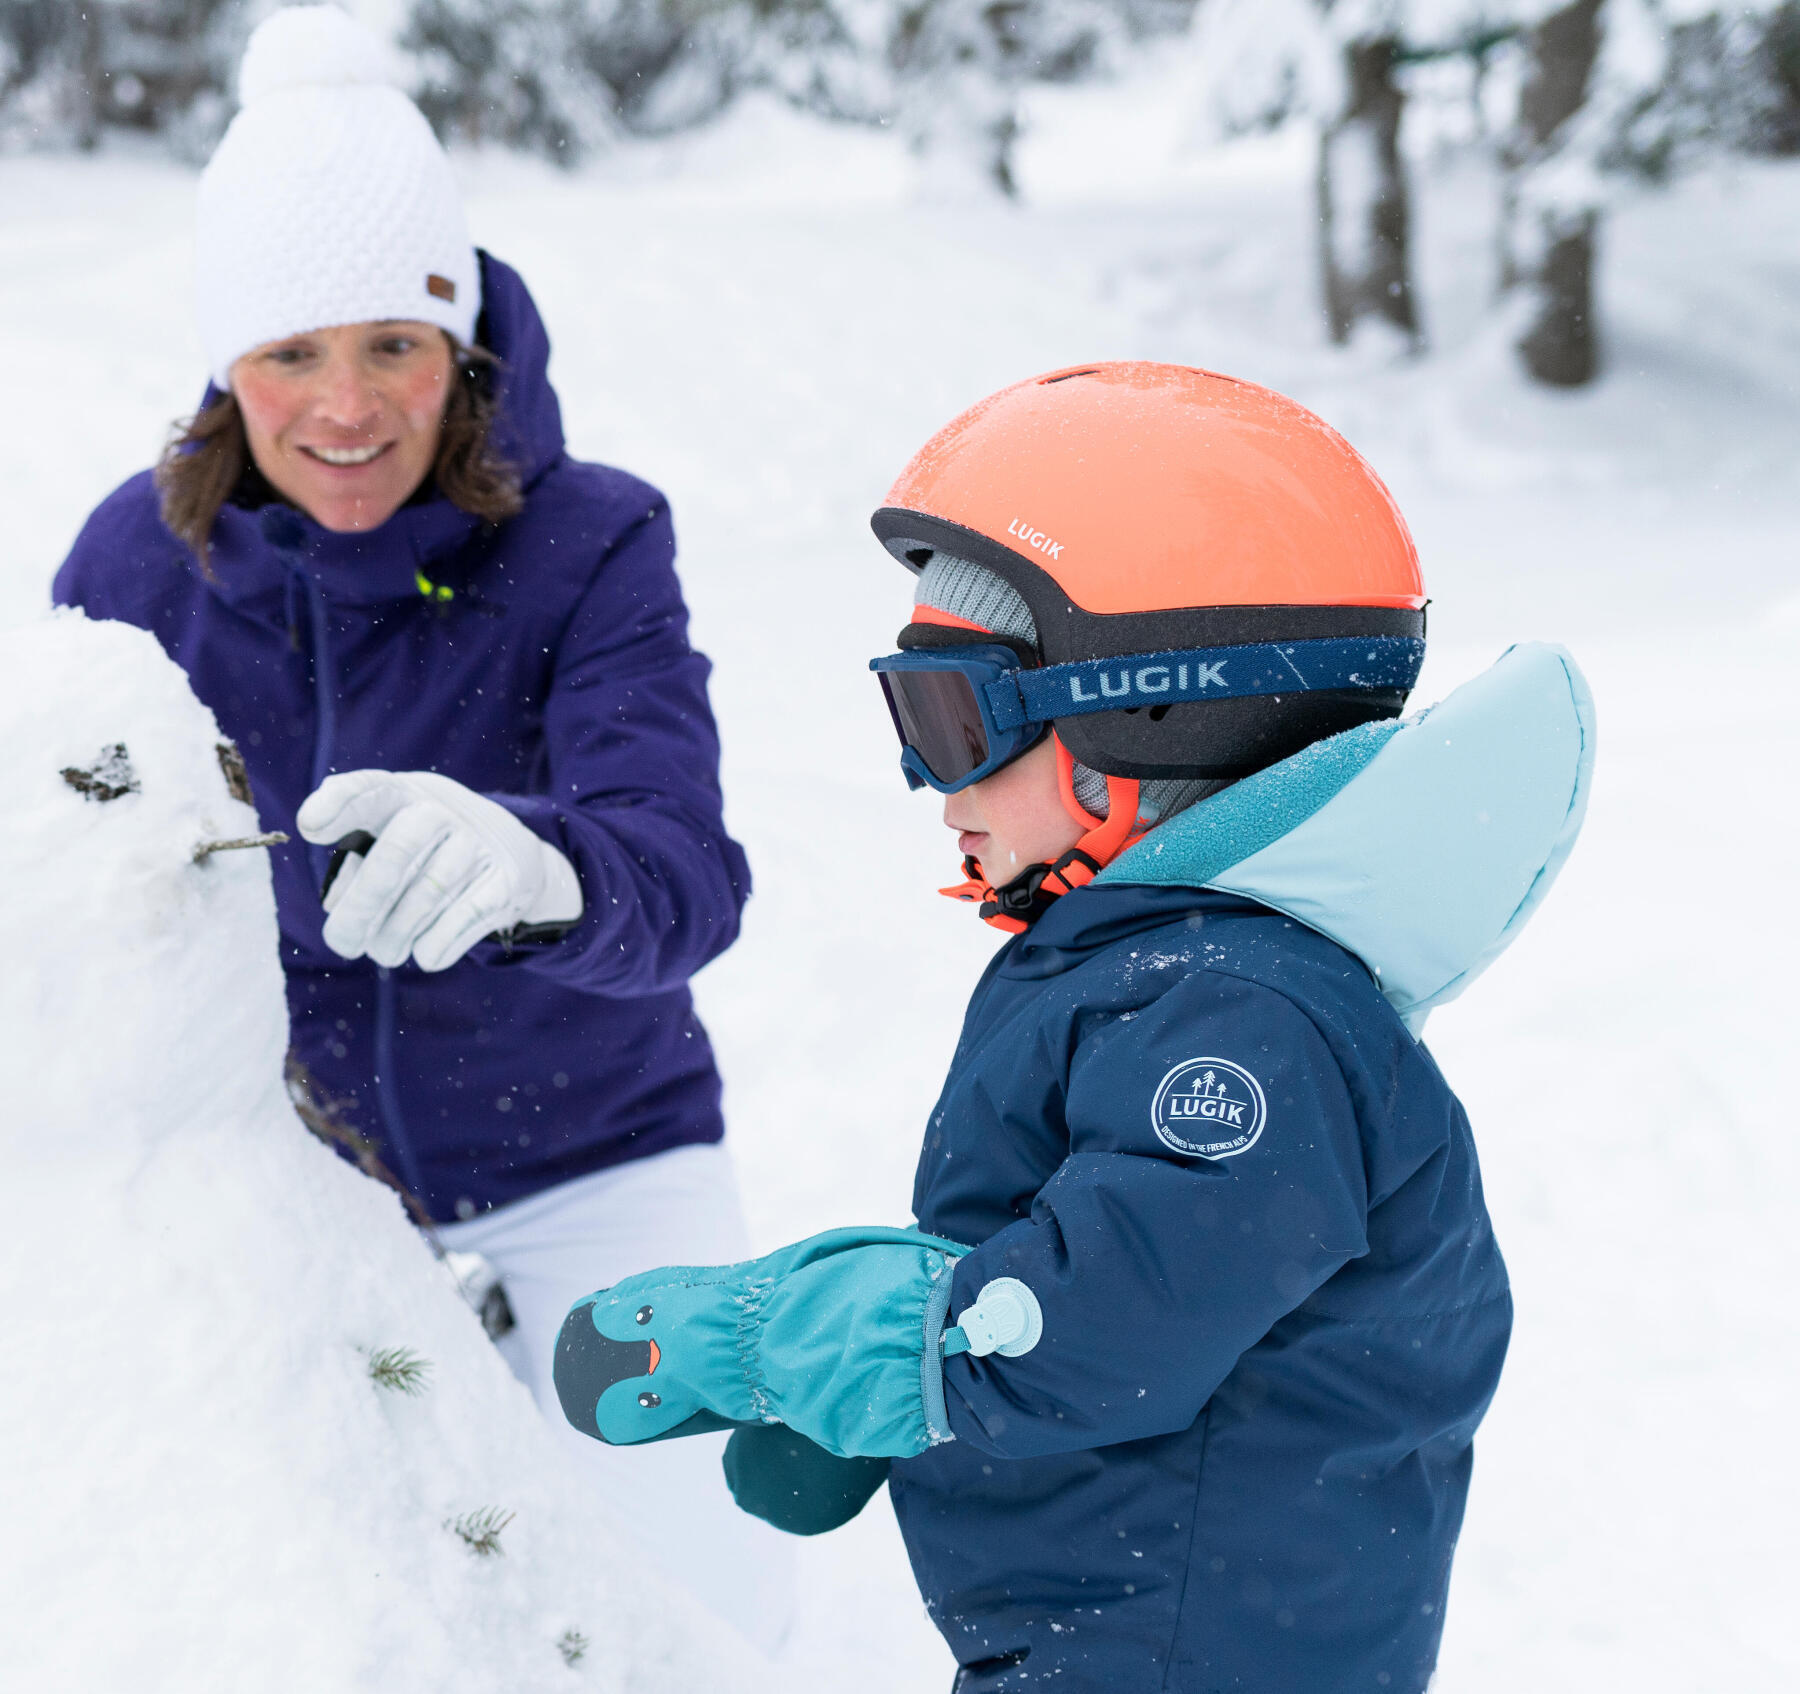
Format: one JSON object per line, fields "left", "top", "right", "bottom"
{"left": 482, "top": 501, "right": 750, "bottom": 997}
{"left": 941, "top": 969, "right": 1372, "bottom": 1459}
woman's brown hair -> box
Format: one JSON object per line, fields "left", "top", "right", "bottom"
{"left": 154, "top": 337, "right": 524, "bottom": 570}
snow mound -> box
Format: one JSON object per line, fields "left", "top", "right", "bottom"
{"left": 0, "top": 612, "right": 765, "bottom": 1693}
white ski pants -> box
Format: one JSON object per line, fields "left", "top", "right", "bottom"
{"left": 436, "top": 1142, "right": 795, "bottom": 1652}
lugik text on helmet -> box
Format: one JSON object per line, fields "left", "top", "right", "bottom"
{"left": 1006, "top": 517, "right": 1063, "bottom": 560}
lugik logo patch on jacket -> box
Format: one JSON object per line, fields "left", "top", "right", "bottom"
{"left": 1151, "top": 1057, "right": 1266, "bottom": 1158}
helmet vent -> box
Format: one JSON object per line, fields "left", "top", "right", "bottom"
{"left": 1041, "top": 369, "right": 1100, "bottom": 384}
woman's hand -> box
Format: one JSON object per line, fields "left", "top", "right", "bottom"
{"left": 297, "top": 770, "right": 583, "bottom": 971}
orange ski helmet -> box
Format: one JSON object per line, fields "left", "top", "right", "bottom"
{"left": 875, "top": 362, "right": 1425, "bottom": 784}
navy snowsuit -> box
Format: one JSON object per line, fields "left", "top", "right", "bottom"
{"left": 54, "top": 255, "right": 749, "bottom": 1222}
{"left": 893, "top": 879, "right": 1512, "bottom": 1692}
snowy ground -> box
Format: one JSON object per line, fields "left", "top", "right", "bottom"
{"left": 2, "top": 67, "right": 1797, "bottom": 1692}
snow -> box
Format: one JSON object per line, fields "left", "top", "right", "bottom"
{"left": 2, "top": 73, "right": 1797, "bottom": 1692}
{"left": 0, "top": 614, "right": 767, "bottom": 1693}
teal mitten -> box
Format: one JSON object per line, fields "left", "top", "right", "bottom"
{"left": 554, "top": 1225, "right": 967, "bottom": 1459}
{"left": 722, "top": 1424, "right": 892, "bottom": 1535}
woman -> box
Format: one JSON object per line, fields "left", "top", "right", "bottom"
{"left": 53, "top": 6, "right": 790, "bottom": 1645}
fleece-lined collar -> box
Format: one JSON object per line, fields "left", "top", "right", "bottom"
{"left": 1095, "top": 642, "right": 1595, "bottom": 1034}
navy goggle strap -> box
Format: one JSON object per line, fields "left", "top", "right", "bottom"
{"left": 983, "top": 636, "right": 1426, "bottom": 732}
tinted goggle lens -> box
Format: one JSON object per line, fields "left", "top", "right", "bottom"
{"left": 877, "top": 666, "right": 991, "bottom": 788}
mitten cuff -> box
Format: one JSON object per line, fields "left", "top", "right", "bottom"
{"left": 920, "top": 1258, "right": 958, "bottom": 1446}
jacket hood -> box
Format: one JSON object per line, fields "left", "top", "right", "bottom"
{"left": 1096, "top": 642, "right": 1596, "bottom": 1034}
{"left": 197, "top": 251, "right": 564, "bottom": 610}
{"left": 472, "top": 251, "right": 564, "bottom": 489}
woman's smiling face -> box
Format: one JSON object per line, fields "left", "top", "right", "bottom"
{"left": 230, "top": 321, "right": 454, "bottom": 533}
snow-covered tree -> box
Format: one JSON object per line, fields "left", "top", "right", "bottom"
{"left": 404, "top": 0, "right": 881, "bottom": 155}
{"left": 1752, "top": 2, "right": 1800, "bottom": 150}
{"left": 404, "top": 0, "right": 1193, "bottom": 181}
{"left": 1319, "top": 26, "right": 1420, "bottom": 348}
{"left": 1190, "top": 0, "right": 1442, "bottom": 350}
{"left": 886, "top": 0, "right": 1185, "bottom": 195}
{"left": 1189, "top": 0, "right": 1797, "bottom": 385}
{"left": 1495, "top": 0, "right": 1795, "bottom": 384}
{"left": 0, "top": 0, "right": 257, "bottom": 156}
{"left": 1496, "top": 0, "right": 1613, "bottom": 384}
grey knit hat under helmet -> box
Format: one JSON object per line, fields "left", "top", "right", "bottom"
{"left": 908, "top": 553, "right": 1223, "bottom": 826}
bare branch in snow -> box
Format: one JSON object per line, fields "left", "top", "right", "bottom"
{"left": 192, "top": 832, "right": 288, "bottom": 861}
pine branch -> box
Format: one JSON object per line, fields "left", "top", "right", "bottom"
{"left": 557, "top": 1629, "right": 589, "bottom": 1667}
{"left": 366, "top": 1346, "right": 432, "bottom": 1396}
{"left": 447, "top": 1506, "right": 514, "bottom": 1557}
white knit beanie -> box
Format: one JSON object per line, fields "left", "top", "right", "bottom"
{"left": 196, "top": 5, "right": 480, "bottom": 389}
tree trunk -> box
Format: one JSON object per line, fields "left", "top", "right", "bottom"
{"left": 906, "top": 86, "right": 1021, "bottom": 200}
{"left": 1505, "top": 0, "right": 1606, "bottom": 385}
{"left": 987, "top": 108, "right": 1020, "bottom": 200}
{"left": 1516, "top": 207, "right": 1598, "bottom": 385}
{"left": 73, "top": 1, "right": 103, "bottom": 151}
{"left": 1520, "top": 0, "right": 1605, "bottom": 144}
{"left": 1317, "top": 37, "right": 1420, "bottom": 349}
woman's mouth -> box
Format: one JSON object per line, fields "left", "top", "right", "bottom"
{"left": 301, "top": 442, "right": 392, "bottom": 467}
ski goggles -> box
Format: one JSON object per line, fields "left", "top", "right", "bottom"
{"left": 871, "top": 634, "right": 1426, "bottom": 794}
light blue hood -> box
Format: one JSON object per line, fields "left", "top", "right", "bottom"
{"left": 1097, "top": 642, "right": 1596, "bottom": 1035}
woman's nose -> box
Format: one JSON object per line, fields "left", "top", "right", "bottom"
{"left": 313, "top": 358, "right": 382, "bottom": 433}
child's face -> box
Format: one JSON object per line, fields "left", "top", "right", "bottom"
{"left": 943, "top": 737, "right": 1086, "bottom": 885}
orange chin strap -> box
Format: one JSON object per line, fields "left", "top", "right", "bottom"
{"left": 939, "top": 738, "right": 1144, "bottom": 934}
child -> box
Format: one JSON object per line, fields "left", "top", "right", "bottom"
{"left": 553, "top": 365, "right": 1594, "bottom": 1692}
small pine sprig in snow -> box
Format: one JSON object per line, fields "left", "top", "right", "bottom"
{"left": 448, "top": 1506, "right": 515, "bottom": 1557}
{"left": 557, "top": 1629, "right": 589, "bottom": 1667}
{"left": 366, "top": 1346, "right": 432, "bottom": 1395}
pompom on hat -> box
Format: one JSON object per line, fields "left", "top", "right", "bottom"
{"left": 196, "top": 5, "right": 479, "bottom": 388}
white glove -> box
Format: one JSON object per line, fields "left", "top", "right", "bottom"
{"left": 296, "top": 770, "right": 583, "bottom": 973}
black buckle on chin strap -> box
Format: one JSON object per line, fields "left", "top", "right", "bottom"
{"left": 978, "top": 847, "right": 1104, "bottom": 927}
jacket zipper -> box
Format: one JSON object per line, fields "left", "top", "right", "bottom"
{"left": 294, "top": 565, "right": 428, "bottom": 1207}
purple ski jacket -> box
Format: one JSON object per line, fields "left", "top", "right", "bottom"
{"left": 55, "top": 254, "right": 750, "bottom": 1222}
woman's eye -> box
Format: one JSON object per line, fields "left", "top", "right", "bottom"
{"left": 266, "top": 347, "right": 312, "bottom": 366}
{"left": 375, "top": 338, "right": 417, "bottom": 357}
